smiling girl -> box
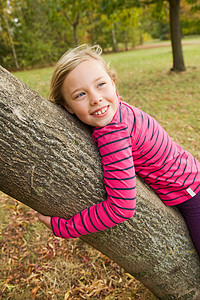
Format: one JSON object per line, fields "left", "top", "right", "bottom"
{"left": 38, "top": 44, "right": 200, "bottom": 256}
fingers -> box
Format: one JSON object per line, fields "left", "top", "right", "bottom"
{"left": 37, "top": 213, "right": 51, "bottom": 230}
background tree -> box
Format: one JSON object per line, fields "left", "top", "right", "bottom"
{"left": 168, "top": 0, "right": 185, "bottom": 71}
{"left": 146, "top": 0, "right": 186, "bottom": 70}
{"left": 166, "top": 0, "right": 199, "bottom": 71}
{"left": 0, "top": 0, "right": 23, "bottom": 69}
{"left": 55, "top": 0, "right": 89, "bottom": 46}
{"left": 17, "top": 0, "right": 58, "bottom": 67}
{"left": 2, "top": 9, "right": 20, "bottom": 69}
{"left": 101, "top": 0, "right": 199, "bottom": 71}
{"left": 180, "top": 0, "right": 200, "bottom": 35}
{"left": 150, "top": 1, "right": 170, "bottom": 40}
{"left": 1, "top": 66, "right": 200, "bottom": 299}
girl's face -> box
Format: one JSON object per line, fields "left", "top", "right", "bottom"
{"left": 61, "top": 59, "right": 119, "bottom": 127}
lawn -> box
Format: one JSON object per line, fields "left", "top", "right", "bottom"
{"left": 1, "top": 38, "right": 200, "bottom": 299}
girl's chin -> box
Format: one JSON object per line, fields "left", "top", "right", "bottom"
{"left": 92, "top": 115, "right": 114, "bottom": 127}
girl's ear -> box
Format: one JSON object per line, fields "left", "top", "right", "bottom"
{"left": 63, "top": 105, "right": 75, "bottom": 114}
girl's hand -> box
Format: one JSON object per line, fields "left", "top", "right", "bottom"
{"left": 37, "top": 213, "right": 51, "bottom": 230}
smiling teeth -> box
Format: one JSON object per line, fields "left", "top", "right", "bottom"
{"left": 93, "top": 107, "right": 108, "bottom": 115}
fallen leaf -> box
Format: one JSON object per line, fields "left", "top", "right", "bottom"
{"left": 64, "top": 290, "right": 71, "bottom": 300}
{"left": 31, "top": 286, "right": 40, "bottom": 299}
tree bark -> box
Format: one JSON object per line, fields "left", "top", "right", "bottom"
{"left": 169, "top": 0, "right": 186, "bottom": 72}
{"left": 0, "top": 66, "right": 200, "bottom": 299}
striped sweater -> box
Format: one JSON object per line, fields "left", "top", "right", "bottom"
{"left": 51, "top": 99, "right": 200, "bottom": 239}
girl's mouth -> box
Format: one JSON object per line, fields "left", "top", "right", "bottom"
{"left": 92, "top": 105, "right": 109, "bottom": 116}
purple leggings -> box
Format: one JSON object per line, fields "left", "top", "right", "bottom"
{"left": 176, "top": 191, "right": 200, "bottom": 256}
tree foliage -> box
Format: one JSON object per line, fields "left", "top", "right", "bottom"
{"left": 0, "top": 0, "right": 199, "bottom": 70}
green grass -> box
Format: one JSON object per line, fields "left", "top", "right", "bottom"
{"left": 2, "top": 38, "right": 199, "bottom": 299}
{"left": 13, "top": 67, "right": 53, "bottom": 98}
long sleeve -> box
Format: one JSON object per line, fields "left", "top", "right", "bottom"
{"left": 51, "top": 123, "right": 136, "bottom": 239}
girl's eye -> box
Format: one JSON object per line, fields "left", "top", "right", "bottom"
{"left": 98, "top": 82, "right": 106, "bottom": 88}
{"left": 75, "top": 92, "right": 85, "bottom": 99}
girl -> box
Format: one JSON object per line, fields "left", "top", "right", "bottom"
{"left": 38, "top": 44, "right": 200, "bottom": 256}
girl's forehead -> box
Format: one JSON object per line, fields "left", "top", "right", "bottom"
{"left": 66, "top": 59, "right": 109, "bottom": 81}
{"left": 62, "top": 59, "right": 110, "bottom": 94}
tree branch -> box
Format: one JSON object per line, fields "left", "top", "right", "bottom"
{"left": 0, "top": 66, "right": 200, "bottom": 299}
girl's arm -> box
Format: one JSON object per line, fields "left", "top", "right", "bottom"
{"left": 37, "top": 213, "right": 51, "bottom": 229}
{"left": 39, "top": 123, "right": 136, "bottom": 238}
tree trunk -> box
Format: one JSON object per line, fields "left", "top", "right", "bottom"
{"left": 112, "top": 25, "right": 118, "bottom": 52}
{"left": 0, "top": 66, "right": 200, "bottom": 299}
{"left": 169, "top": 0, "right": 186, "bottom": 71}
{"left": 3, "top": 13, "right": 20, "bottom": 70}
{"left": 124, "top": 30, "right": 128, "bottom": 51}
{"left": 64, "top": 12, "right": 79, "bottom": 47}
{"left": 73, "top": 23, "right": 79, "bottom": 47}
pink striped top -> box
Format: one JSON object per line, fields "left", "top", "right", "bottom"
{"left": 51, "top": 99, "right": 200, "bottom": 239}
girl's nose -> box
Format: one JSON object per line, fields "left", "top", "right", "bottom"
{"left": 89, "top": 93, "right": 102, "bottom": 105}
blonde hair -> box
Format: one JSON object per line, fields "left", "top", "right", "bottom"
{"left": 49, "top": 44, "right": 117, "bottom": 105}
